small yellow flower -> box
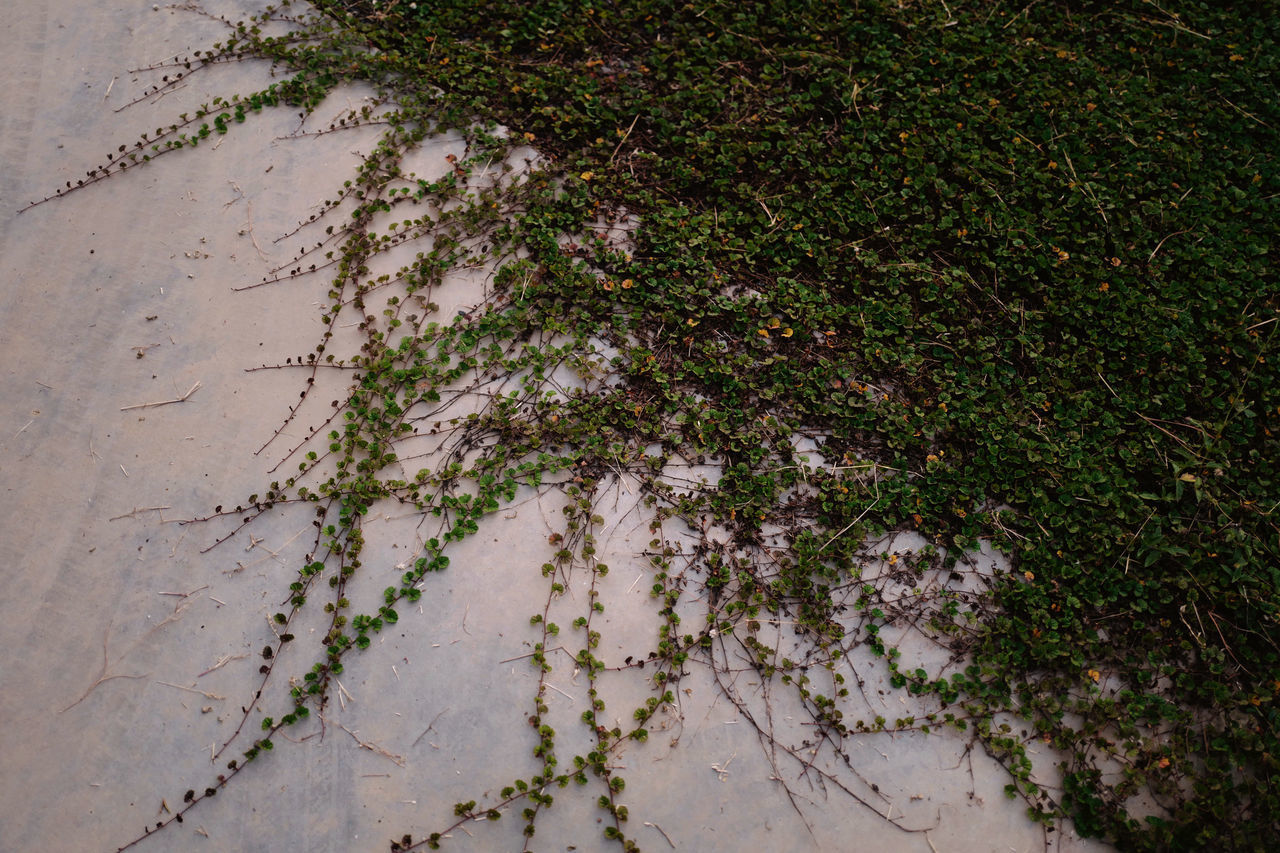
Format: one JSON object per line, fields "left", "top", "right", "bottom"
{"left": 580, "top": 171, "right": 594, "bottom": 181}
{"left": 621, "top": 278, "right": 633, "bottom": 289}
{"left": 780, "top": 328, "right": 793, "bottom": 338}
{"left": 1023, "top": 570, "right": 1035, "bottom": 581}
{"left": 1088, "top": 669, "right": 1101, "bottom": 682}
{"left": 757, "top": 328, "right": 770, "bottom": 337}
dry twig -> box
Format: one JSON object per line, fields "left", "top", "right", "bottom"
{"left": 120, "top": 381, "right": 201, "bottom": 411}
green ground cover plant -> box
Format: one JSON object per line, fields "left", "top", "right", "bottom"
{"left": 29, "top": 0, "right": 1278, "bottom": 850}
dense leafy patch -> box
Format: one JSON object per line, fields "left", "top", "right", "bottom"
{"left": 331, "top": 1, "right": 1279, "bottom": 844}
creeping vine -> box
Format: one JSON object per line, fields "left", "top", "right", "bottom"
{"left": 36, "top": 1, "right": 1280, "bottom": 851}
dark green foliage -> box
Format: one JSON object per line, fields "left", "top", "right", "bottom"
{"left": 324, "top": 1, "right": 1277, "bottom": 843}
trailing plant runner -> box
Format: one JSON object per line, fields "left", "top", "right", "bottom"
{"left": 31, "top": 1, "right": 1278, "bottom": 850}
